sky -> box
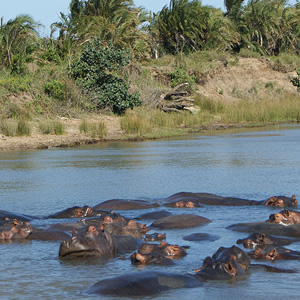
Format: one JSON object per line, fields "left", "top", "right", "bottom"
{"left": 1, "top": 0, "right": 297, "bottom": 37}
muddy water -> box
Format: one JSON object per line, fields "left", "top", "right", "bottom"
{"left": 0, "top": 124, "right": 300, "bottom": 299}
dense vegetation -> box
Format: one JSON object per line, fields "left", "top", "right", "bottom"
{"left": 0, "top": 0, "right": 299, "bottom": 138}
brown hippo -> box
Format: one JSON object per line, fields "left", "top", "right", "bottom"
{"left": 266, "top": 209, "right": 300, "bottom": 225}
{"left": 59, "top": 225, "right": 141, "bottom": 257}
{"left": 237, "top": 232, "right": 300, "bottom": 249}
{"left": 130, "top": 251, "right": 174, "bottom": 265}
{"left": 144, "top": 232, "right": 166, "bottom": 242}
{"left": 194, "top": 246, "right": 250, "bottom": 280}
{"left": 150, "top": 214, "right": 211, "bottom": 229}
{"left": 47, "top": 206, "right": 94, "bottom": 219}
{"left": 93, "top": 199, "right": 159, "bottom": 210}
{"left": 28, "top": 230, "right": 71, "bottom": 241}
{"left": 249, "top": 246, "right": 300, "bottom": 261}
{"left": 264, "top": 195, "right": 297, "bottom": 207}
{"left": 0, "top": 219, "right": 32, "bottom": 240}
{"left": 137, "top": 241, "right": 187, "bottom": 258}
{"left": 164, "top": 199, "right": 202, "bottom": 208}
{"left": 136, "top": 210, "right": 172, "bottom": 220}
{"left": 0, "top": 210, "right": 38, "bottom": 222}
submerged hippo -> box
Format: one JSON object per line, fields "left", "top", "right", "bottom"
{"left": 59, "top": 225, "right": 141, "bottom": 257}
{"left": 264, "top": 195, "right": 297, "bottom": 207}
{"left": 266, "top": 209, "right": 300, "bottom": 225}
{"left": 0, "top": 219, "right": 32, "bottom": 240}
{"left": 136, "top": 210, "right": 172, "bottom": 220}
{"left": 227, "top": 222, "right": 300, "bottom": 238}
{"left": 164, "top": 199, "right": 202, "bottom": 208}
{"left": 84, "top": 271, "right": 202, "bottom": 297}
{"left": 150, "top": 214, "right": 211, "bottom": 229}
{"left": 194, "top": 246, "right": 250, "bottom": 280}
{"left": 137, "top": 241, "right": 187, "bottom": 258}
{"left": 237, "top": 232, "right": 300, "bottom": 249}
{"left": 183, "top": 233, "right": 220, "bottom": 242}
{"left": 47, "top": 206, "right": 94, "bottom": 219}
{"left": 144, "top": 232, "right": 166, "bottom": 242}
{"left": 249, "top": 246, "right": 300, "bottom": 261}
{"left": 0, "top": 210, "right": 37, "bottom": 222}
{"left": 93, "top": 199, "right": 159, "bottom": 210}
{"left": 130, "top": 252, "right": 174, "bottom": 265}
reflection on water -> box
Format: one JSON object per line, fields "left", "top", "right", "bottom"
{"left": 0, "top": 124, "right": 300, "bottom": 298}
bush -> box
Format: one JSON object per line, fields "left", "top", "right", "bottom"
{"left": 291, "top": 68, "right": 300, "bottom": 92}
{"left": 169, "top": 67, "right": 196, "bottom": 89}
{"left": 71, "top": 39, "right": 141, "bottom": 115}
{"left": 44, "top": 80, "right": 66, "bottom": 101}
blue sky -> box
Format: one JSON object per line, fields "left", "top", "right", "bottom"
{"left": 1, "top": 0, "right": 297, "bottom": 36}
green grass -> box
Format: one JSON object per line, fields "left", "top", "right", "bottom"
{"left": 16, "top": 119, "right": 31, "bottom": 136}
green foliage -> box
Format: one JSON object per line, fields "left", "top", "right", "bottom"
{"left": 53, "top": 121, "right": 65, "bottom": 135}
{"left": 169, "top": 67, "right": 196, "bottom": 89}
{"left": 0, "top": 119, "right": 16, "bottom": 136}
{"left": 40, "top": 48, "right": 61, "bottom": 64}
{"left": 71, "top": 39, "right": 141, "bottom": 114}
{"left": 291, "top": 68, "right": 300, "bottom": 92}
{"left": 44, "top": 80, "right": 66, "bottom": 101}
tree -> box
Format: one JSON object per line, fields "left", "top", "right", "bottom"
{"left": 0, "top": 15, "right": 38, "bottom": 68}
{"left": 71, "top": 38, "right": 141, "bottom": 114}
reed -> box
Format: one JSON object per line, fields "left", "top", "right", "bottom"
{"left": 53, "top": 121, "right": 65, "bottom": 135}
{"left": 16, "top": 119, "right": 31, "bottom": 136}
{"left": 38, "top": 121, "right": 53, "bottom": 134}
{"left": 221, "top": 95, "right": 300, "bottom": 124}
{"left": 0, "top": 119, "right": 16, "bottom": 136}
{"left": 90, "top": 121, "right": 108, "bottom": 138}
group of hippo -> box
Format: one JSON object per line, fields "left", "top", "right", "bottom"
{"left": 2, "top": 192, "right": 300, "bottom": 297}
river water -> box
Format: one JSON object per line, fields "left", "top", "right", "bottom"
{"left": 0, "top": 124, "right": 300, "bottom": 299}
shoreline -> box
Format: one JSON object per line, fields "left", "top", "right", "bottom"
{"left": 0, "top": 119, "right": 288, "bottom": 152}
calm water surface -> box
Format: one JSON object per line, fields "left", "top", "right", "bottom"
{"left": 0, "top": 124, "right": 300, "bottom": 299}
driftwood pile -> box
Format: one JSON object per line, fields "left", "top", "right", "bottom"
{"left": 148, "top": 83, "right": 195, "bottom": 113}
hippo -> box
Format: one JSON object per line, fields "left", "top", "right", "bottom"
{"left": 136, "top": 210, "right": 172, "bottom": 220}
{"left": 163, "top": 192, "right": 258, "bottom": 206}
{"left": 59, "top": 225, "right": 141, "bottom": 257}
{"left": 266, "top": 209, "right": 300, "bottom": 225}
{"left": 137, "top": 241, "right": 187, "bottom": 258}
{"left": 227, "top": 222, "right": 300, "bottom": 238}
{"left": 84, "top": 271, "right": 202, "bottom": 297}
{"left": 0, "top": 210, "right": 37, "bottom": 222}
{"left": 47, "top": 206, "right": 94, "bottom": 219}
{"left": 102, "top": 220, "right": 149, "bottom": 239}
{"left": 236, "top": 232, "right": 300, "bottom": 249}
{"left": 164, "top": 199, "right": 202, "bottom": 208}
{"left": 93, "top": 199, "right": 160, "bottom": 210}
{"left": 0, "top": 219, "right": 32, "bottom": 240}
{"left": 249, "top": 246, "right": 300, "bottom": 261}
{"left": 28, "top": 230, "right": 71, "bottom": 241}
{"left": 144, "top": 232, "right": 166, "bottom": 242}
{"left": 130, "top": 251, "right": 174, "bottom": 265}
{"left": 194, "top": 246, "right": 250, "bottom": 280}
{"left": 183, "top": 233, "right": 220, "bottom": 242}
{"left": 263, "top": 195, "right": 297, "bottom": 207}
{"left": 150, "top": 214, "right": 211, "bottom": 230}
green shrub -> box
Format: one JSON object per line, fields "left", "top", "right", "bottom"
{"left": 38, "top": 121, "right": 53, "bottom": 134}
{"left": 40, "top": 48, "right": 61, "bottom": 64}
{"left": 71, "top": 39, "right": 141, "bottom": 115}
{"left": 90, "top": 121, "right": 107, "bottom": 138}
{"left": 44, "top": 80, "right": 66, "bottom": 101}
{"left": 291, "top": 68, "right": 300, "bottom": 92}
{"left": 169, "top": 67, "right": 196, "bottom": 89}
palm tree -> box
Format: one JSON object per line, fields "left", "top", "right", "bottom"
{"left": 0, "top": 15, "right": 38, "bottom": 67}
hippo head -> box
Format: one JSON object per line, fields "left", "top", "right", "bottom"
{"left": 265, "top": 195, "right": 298, "bottom": 207}
{"left": 158, "top": 241, "right": 187, "bottom": 258}
{"left": 252, "top": 247, "right": 280, "bottom": 261}
{"left": 237, "top": 233, "right": 266, "bottom": 249}
{"left": 195, "top": 255, "right": 246, "bottom": 280}
{"left": 59, "top": 225, "right": 114, "bottom": 257}
{"left": 266, "top": 212, "right": 289, "bottom": 225}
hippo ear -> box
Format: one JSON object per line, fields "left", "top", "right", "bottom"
{"left": 88, "top": 225, "right": 98, "bottom": 234}
{"left": 159, "top": 241, "right": 167, "bottom": 247}
{"left": 284, "top": 209, "right": 290, "bottom": 216}
{"left": 100, "top": 224, "right": 105, "bottom": 232}
{"left": 259, "top": 233, "right": 265, "bottom": 241}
